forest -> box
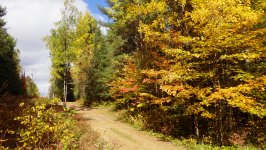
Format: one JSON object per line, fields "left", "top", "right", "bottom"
{"left": 0, "top": 0, "right": 266, "bottom": 149}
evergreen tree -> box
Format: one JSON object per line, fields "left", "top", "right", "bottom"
{"left": 0, "top": 6, "right": 22, "bottom": 95}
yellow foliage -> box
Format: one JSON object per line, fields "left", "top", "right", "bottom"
{"left": 15, "top": 99, "right": 77, "bottom": 148}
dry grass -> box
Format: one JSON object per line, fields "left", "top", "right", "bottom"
{"left": 73, "top": 115, "right": 100, "bottom": 150}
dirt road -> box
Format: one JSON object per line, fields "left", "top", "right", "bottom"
{"left": 67, "top": 102, "right": 183, "bottom": 150}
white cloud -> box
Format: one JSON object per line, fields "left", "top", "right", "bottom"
{"left": 0, "top": 0, "right": 88, "bottom": 96}
{"left": 100, "top": 26, "right": 109, "bottom": 35}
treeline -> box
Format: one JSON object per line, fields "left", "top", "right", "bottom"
{"left": 46, "top": 0, "right": 266, "bottom": 147}
{"left": 0, "top": 6, "right": 39, "bottom": 97}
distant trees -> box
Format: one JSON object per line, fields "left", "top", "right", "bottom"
{"left": 0, "top": 6, "right": 23, "bottom": 95}
{"left": 71, "top": 12, "right": 107, "bottom": 104}
{"left": 21, "top": 74, "right": 40, "bottom": 97}
{"left": 45, "top": 0, "right": 112, "bottom": 105}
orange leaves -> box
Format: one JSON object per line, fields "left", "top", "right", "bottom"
{"left": 119, "top": 84, "right": 139, "bottom": 94}
{"left": 108, "top": 55, "right": 141, "bottom": 102}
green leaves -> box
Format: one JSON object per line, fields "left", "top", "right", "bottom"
{"left": 44, "top": 0, "right": 80, "bottom": 100}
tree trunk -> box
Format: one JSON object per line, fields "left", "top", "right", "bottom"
{"left": 194, "top": 115, "right": 200, "bottom": 142}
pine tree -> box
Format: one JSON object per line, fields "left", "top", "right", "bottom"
{"left": 0, "top": 6, "right": 22, "bottom": 95}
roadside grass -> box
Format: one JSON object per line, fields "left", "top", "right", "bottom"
{"left": 119, "top": 112, "right": 259, "bottom": 150}
{"left": 73, "top": 114, "right": 100, "bottom": 150}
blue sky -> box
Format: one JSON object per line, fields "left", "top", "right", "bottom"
{"left": 86, "top": 0, "right": 109, "bottom": 38}
{"left": 86, "top": 0, "right": 107, "bottom": 14}
{"left": 0, "top": 0, "right": 110, "bottom": 96}
{"left": 86, "top": 0, "right": 109, "bottom": 21}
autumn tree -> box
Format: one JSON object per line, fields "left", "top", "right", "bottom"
{"left": 104, "top": 0, "right": 266, "bottom": 146}
{"left": 137, "top": 0, "right": 266, "bottom": 144}
{"left": 44, "top": 0, "right": 79, "bottom": 102}
{"left": 71, "top": 11, "right": 97, "bottom": 102}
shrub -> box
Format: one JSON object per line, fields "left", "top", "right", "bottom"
{"left": 15, "top": 98, "right": 76, "bottom": 149}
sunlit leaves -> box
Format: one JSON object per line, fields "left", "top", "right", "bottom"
{"left": 71, "top": 11, "right": 97, "bottom": 100}
{"left": 44, "top": 0, "right": 80, "bottom": 100}
{"left": 105, "top": 0, "right": 266, "bottom": 145}
{"left": 15, "top": 99, "right": 76, "bottom": 148}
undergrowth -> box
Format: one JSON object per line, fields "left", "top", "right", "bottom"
{"left": 115, "top": 106, "right": 261, "bottom": 150}
{"left": 0, "top": 95, "right": 100, "bottom": 149}
{"left": 14, "top": 98, "right": 77, "bottom": 149}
